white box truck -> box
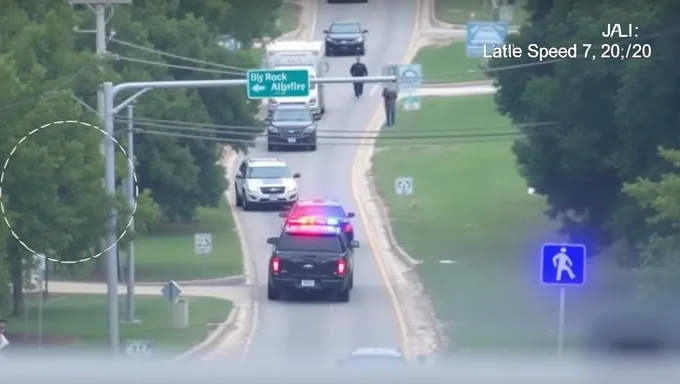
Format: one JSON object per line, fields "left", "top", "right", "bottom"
{"left": 265, "top": 41, "right": 329, "bottom": 119}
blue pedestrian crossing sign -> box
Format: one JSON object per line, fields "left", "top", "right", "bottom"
{"left": 541, "top": 243, "right": 586, "bottom": 286}
{"left": 466, "top": 21, "right": 509, "bottom": 58}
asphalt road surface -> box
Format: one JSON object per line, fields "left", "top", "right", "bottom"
{"left": 237, "top": 1, "right": 418, "bottom": 363}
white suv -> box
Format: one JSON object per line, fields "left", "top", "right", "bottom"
{"left": 234, "top": 158, "right": 300, "bottom": 211}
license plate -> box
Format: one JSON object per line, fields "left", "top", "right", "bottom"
{"left": 287, "top": 138, "right": 296, "bottom": 143}
{"left": 268, "top": 194, "right": 278, "bottom": 199}
{"left": 300, "top": 280, "right": 315, "bottom": 287}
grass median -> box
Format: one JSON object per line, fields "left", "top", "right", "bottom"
{"left": 414, "top": 42, "right": 488, "bottom": 83}
{"left": 371, "top": 95, "right": 596, "bottom": 355}
{"left": 10, "top": 293, "right": 232, "bottom": 356}
{"left": 132, "top": 197, "right": 242, "bottom": 281}
{"left": 277, "top": 2, "right": 302, "bottom": 35}
{"left": 434, "top": 0, "right": 527, "bottom": 26}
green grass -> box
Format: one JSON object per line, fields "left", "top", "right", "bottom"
{"left": 52, "top": 197, "right": 242, "bottom": 282}
{"left": 277, "top": 2, "right": 302, "bottom": 35}
{"left": 434, "top": 0, "right": 527, "bottom": 26}
{"left": 132, "top": 197, "right": 242, "bottom": 281}
{"left": 414, "top": 42, "right": 488, "bottom": 83}
{"left": 11, "top": 294, "right": 231, "bottom": 356}
{"left": 371, "top": 96, "right": 598, "bottom": 355}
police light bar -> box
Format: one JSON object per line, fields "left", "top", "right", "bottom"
{"left": 285, "top": 224, "right": 340, "bottom": 234}
{"left": 288, "top": 216, "right": 342, "bottom": 226}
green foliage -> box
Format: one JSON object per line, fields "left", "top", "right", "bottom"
{"left": 624, "top": 148, "right": 680, "bottom": 294}
{"left": 0, "top": 0, "right": 276, "bottom": 310}
{"left": 488, "top": 0, "right": 680, "bottom": 258}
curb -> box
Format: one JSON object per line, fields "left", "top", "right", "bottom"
{"left": 171, "top": 304, "right": 241, "bottom": 361}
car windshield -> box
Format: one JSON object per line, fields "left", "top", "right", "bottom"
{"left": 291, "top": 205, "right": 347, "bottom": 218}
{"left": 247, "top": 166, "right": 292, "bottom": 179}
{"left": 276, "top": 233, "right": 343, "bottom": 253}
{"left": 273, "top": 108, "right": 312, "bottom": 122}
{"left": 330, "top": 23, "right": 361, "bottom": 34}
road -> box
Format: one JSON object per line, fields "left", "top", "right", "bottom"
{"left": 237, "top": 1, "right": 419, "bottom": 362}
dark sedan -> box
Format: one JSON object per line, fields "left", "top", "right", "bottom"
{"left": 323, "top": 22, "right": 367, "bottom": 56}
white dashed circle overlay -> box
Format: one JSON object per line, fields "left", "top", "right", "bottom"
{"left": 0, "top": 120, "right": 138, "bottom": 264}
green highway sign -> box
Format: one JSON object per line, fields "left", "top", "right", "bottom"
{"left": 246, "top": 69, "right": 310, "bottom": 99}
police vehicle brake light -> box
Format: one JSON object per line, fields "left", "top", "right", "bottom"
{"left": 336, "top": 259, "right": 347, "bottom": 276}
{"left": 271, "top": 256, "right": 281, "bottom": 273}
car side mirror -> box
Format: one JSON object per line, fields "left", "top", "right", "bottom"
{"left": 323, "top": 30, "right": 329, "bottom": 34}
{"left": 363, "top": 29, "right": 368, "bottom": 33}
{"left": 278, "top": 212, "right": 288, "bottom": 218}
{"left": 266, "top": 237, "right": 278, "bottom": 245}
{"left": 346, "top": 212, "right": 355, "bottom": 218}
{"left": 293, "top": 173, "right": 300, "bottom": 178}
{"left": 235, "top": 174, "right": 243, "bottom": 179}
{"left": 350, "top": 240, "right": 359, "bottom": 248}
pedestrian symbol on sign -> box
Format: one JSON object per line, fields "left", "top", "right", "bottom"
{"left": 552, "top": 247, "right": 576, "bottom": 281}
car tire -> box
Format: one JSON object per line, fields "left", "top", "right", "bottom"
{"left": 336, "top": 289, "right": 350, "bottom": 303}
{"left": 242, "top": 194, "right": 253, "bottom": 211}
{"left": 267, "top": 283, "right": 280, "bottom": 300}
{"left": 234, "top": 185, "right": 243, "bottom": 207}
{"left": 309, "top": 144, "right": 317, "bottom": 151}
{"left": 320, "top": 106, "right": 326, "bottom": 114}
{"left": 348, "top": 273, "right": 354, "bottom": 290}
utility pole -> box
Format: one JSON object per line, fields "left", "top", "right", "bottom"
{"left": 68, "top": 0, "right": 133, "bottom": 355}
{"left": 124, "top": 104, "right": 139, "bottom": 324}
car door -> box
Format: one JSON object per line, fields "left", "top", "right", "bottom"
{"left": 236, "top": 161, "right": 248, "bottom": 196}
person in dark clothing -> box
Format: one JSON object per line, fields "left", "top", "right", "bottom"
{"left": 382, "top": 87, "right": 398, "bottom": 126}
{"left": 349, "top": 57, "right": 368, "bottom": 98}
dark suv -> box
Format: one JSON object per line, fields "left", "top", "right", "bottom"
{"left": 266, "top": 224, "right": 359, "bottom": 302}
{"left": 266, "top": 104, "right": 318, "bottom": 151}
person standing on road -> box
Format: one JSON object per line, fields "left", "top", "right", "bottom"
{"left": 350, "top": 57, "right": 368, "bottom": 98}
{"left": 382, "top": 87, "right": 397, "bottom": 126}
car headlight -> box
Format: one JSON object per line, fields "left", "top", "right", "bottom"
{"left": 288, "top": 186, "right": 298, "bottom": 193}
{"left": 354, "top": 37, "right": 364, "bottom": 42}
{"left": 247, "top": 184, "right": 258, "bottom": 192}
{"left": 268, "top": 126, "right": 278, "bottom": 132}
{"left": 304, "top": 125, "right": 316, "bottom": 133}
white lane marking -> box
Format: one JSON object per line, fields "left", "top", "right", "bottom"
{"left": 369, "top": 85, "right": 379, "bottom": 96}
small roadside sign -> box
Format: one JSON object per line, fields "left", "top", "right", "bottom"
{"left": 499, "top": 5, "right": 514, "bottom": 23}
{"left": 124, "top": 340, "right": 154, "bottom": 358}
{"left": 194, "top": 233, "right": 212, "bottom": 255}
{"left": 465, "top": 21, "right": 509, "bottom": 57}
{"left": 395, "top": 176, "right": 413, "bottom": 196}
{"left": 161, "top": 280, "right": 182, "bottom": 302}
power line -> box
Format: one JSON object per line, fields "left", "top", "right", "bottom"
{"left": 116, "top": 116, "right": 556, "bottom": 134}
{"left": 136, "top": 128, "right": 524, "bottom": 146}
{"left": 114, "top": 56, "right": 246, "bottom": 76}
{"left": 0, "top": 57, "right": 97, "bottom": 111}
{"left": 110, "top": 38, "right": 249, "bottom": 72}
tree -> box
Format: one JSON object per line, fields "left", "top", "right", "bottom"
{"left": 623, "top": 148, "right": 680, "bottom": 295}
{"left": 488, "top": 0, "right": 680, "bottom": 258}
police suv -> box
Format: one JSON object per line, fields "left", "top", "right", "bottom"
{"left": 266, "top": 223, "right": 358, "bottom": 302}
